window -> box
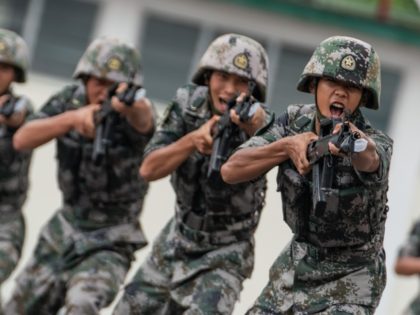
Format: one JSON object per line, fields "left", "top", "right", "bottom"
{"left": 0, "top": 0, "right": 30, "bottom": 34}
{"left": 140, "top": 14, "right": 200, "bottom": 103}
{"left": 270, "top": 46, "right": 313, "bottom": 115}
{"left": 31, "top": 0, "right": 98, "bottom": 78}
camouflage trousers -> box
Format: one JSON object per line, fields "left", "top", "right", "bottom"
{"left": 246, "top": 238, "right": 386, "bottom": 315}
{"left": 112, "top": 218, "right": 255, "bottom": 315}
{"left": 3, "top": 211, "right": 137, "bottom": 315}
{"left": 0, "top": 212, "right": 25, "bottom": 310}
{"left": 0, "top": 212, "right": 25, "bottom": 284}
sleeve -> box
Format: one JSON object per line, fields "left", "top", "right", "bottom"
{"left": 354, "top": 128, "right": 393, "bottom": 186}
{"left": 121, "top": 100, "right": 160, "bottom": 145}
{"left": 238, "top": 110, "right": 289, "bottom": 150}
{"left": 143, "top": 87, "right": 186, "bottom": 156}
{"left": 27, "top": 86, "right": 76, "bottom": 122}
{"left": 398, "top": 221, "right": 420, "bottom": 258}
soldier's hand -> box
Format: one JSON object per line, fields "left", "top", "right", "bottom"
{"left": 73, "top": 104, "right": 100, "bottom": 138}
{"left": 111, "top": 82, "right": 129, "bottom": 114}
{"left": 0, "top": 95, "right": 26, "bottom": 127}
{"left": 191, "top": 115, "right": 220, "bottom": 155}
{"left": 328, "top": 121, "right": 368, "bottom": 157}
{"left": 230, "top": 93, "right": 265, "bottom": 136}
{"left": 285, "top": 132, "right": 318, "bottom": 175}
{"left": 231, "top": 103, "right": 265, "bottom": 136}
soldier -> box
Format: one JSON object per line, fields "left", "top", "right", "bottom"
{"left": 395, "top": 220, "right": 420, "bottom": 315}
{"left": 222, "top": 35, "right": 393, "bottom": 314}
{"left": 112, "top": 33, "right": 269, "bottom": 315}
{"left": 5, "top": 37, "right": 156, "bottom": 314}
{"left": 0, "top": 28, "right": 33, "bottom": 307}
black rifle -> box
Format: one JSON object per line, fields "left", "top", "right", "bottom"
{"left": 91, "top": 83, "right": 144, "bottom": 165}
{"left": 207, "top": 81, "right": 256, "bottom": 183}
{"left": 307, "top": 113, "right": 364, "bottom": 213}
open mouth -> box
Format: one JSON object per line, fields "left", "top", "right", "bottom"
{"left": 218, "top": 98, "right": 229, "bottom": 112}
{"left": 330, "top": 103, "right": 344, "bottom": 118}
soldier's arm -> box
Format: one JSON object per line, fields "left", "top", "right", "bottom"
{"left": 348, "top": 136, "right": 379, "bottom": 172}
{"left": 140, "top": 116, "right": 219, "bottom": 181}
{"left": 328, "top": 122, "right": 383, "bottom": 173}
{"left": 230, "top": 104, "right": 267, "bottom": 137}
{"left": 394, "top": 257, "right": 420, "bottom": 276}
{"left": 222, "top": 131, "right": 317, "bottom": 184}
{"left": 112, "top": 95, "right": 155, "bottom": 134}
{"left": 395, "top": 222, "right": 420, "bottom": 276}
{"left": 13, "top": 105, "right": 99, "bottom": 150}
{"left": 221, "top": 143, "right": 287, "bottom": 184}
{"left": 328, "top": 133, "right": 379, "bottom": 172}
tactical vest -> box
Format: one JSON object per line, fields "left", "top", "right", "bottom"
{"left": 45, "top": 84, "right": 149, "bottom": 220}
{"left": 171, "top": 85, "right": 267, "bottom": 245}
{"left": 0, "top": 94, "right": 32, "bottom": 216}
{"left": 276, "top": 104, "right": 386, "bottom": 248}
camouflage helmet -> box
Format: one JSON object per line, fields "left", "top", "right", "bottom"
{"left": 192, "top": 33, "right": 269, "bottom": 102}
{"left": 0, "top": 28, "right": 29, "bottom": 83}
{"left": 73, "top": 37, "right": 143, "bottom": 86}
{"left": 297, "top": 36, "right": 381, "bottom": 110}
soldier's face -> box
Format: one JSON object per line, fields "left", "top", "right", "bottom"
{"left": 85, "top": 76, "right": 114, "bottom": 104}
{"left": 208, "top": 71, "right": 249, "bottom": 114}
{"left": 0, "top": 63, "right": 15, "bottom": 95}
{"left": 316, "top": 77, "right": 362, "bottom": 119}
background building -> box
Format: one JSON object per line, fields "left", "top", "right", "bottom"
{"left": 1, "top": 0, "right": 419, "bottom": 313}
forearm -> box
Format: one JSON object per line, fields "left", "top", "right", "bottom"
{"left": 221, "top": 139, "right": 289, "bottom": 184}
{"left": 13, "top": 111, "right": 76, "bottom": 150}
{"left": 395, "top": 257, "right": 420, "bottom": 275}
{"left": 140, "top": 133, "right": 196, "bottom": 181}
{"left": 124, "top": 99, "right": 155, "bottom": 134}
{"left": 351, "top": 137, "right": 379, "bottom": 172}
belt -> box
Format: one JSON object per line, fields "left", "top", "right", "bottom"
{"left": 178, "top": 221, "right": 253, "bottom": 245}
{"left": 181, "top": 210, "right": 259, "bottom": 232}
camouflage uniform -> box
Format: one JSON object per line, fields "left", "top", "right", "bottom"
{"left": 113, "top": 33, "right": 269, "bottom": 315}
{"left": 241, "top": 36, "right": 393, "bottom": 314}
{"left": 4, "top": 38, "right": 154, "bottom": 315}
{"left": 397, "top": 220, "right": 420, "bottom": 315}
{"left": 0, "top": 28, "right": 33, "bottom": 304}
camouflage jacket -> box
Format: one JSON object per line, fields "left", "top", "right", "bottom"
{"left": 29, "top": 83, "right": 153, "bottom": 227}
{"left": 398, "top": 220, "right": 420, "bottom": 311}
{"left": 240, "top": 103, "right": 393, "bottom": 252}
{"left": 398, "top": 220, "right": 420, "bottom": 259}
{"left": 144, "top": 84, "right": 267, "bottom": 245}
{"left": 0, "top": 91, "right": 33, "bottom": 218}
